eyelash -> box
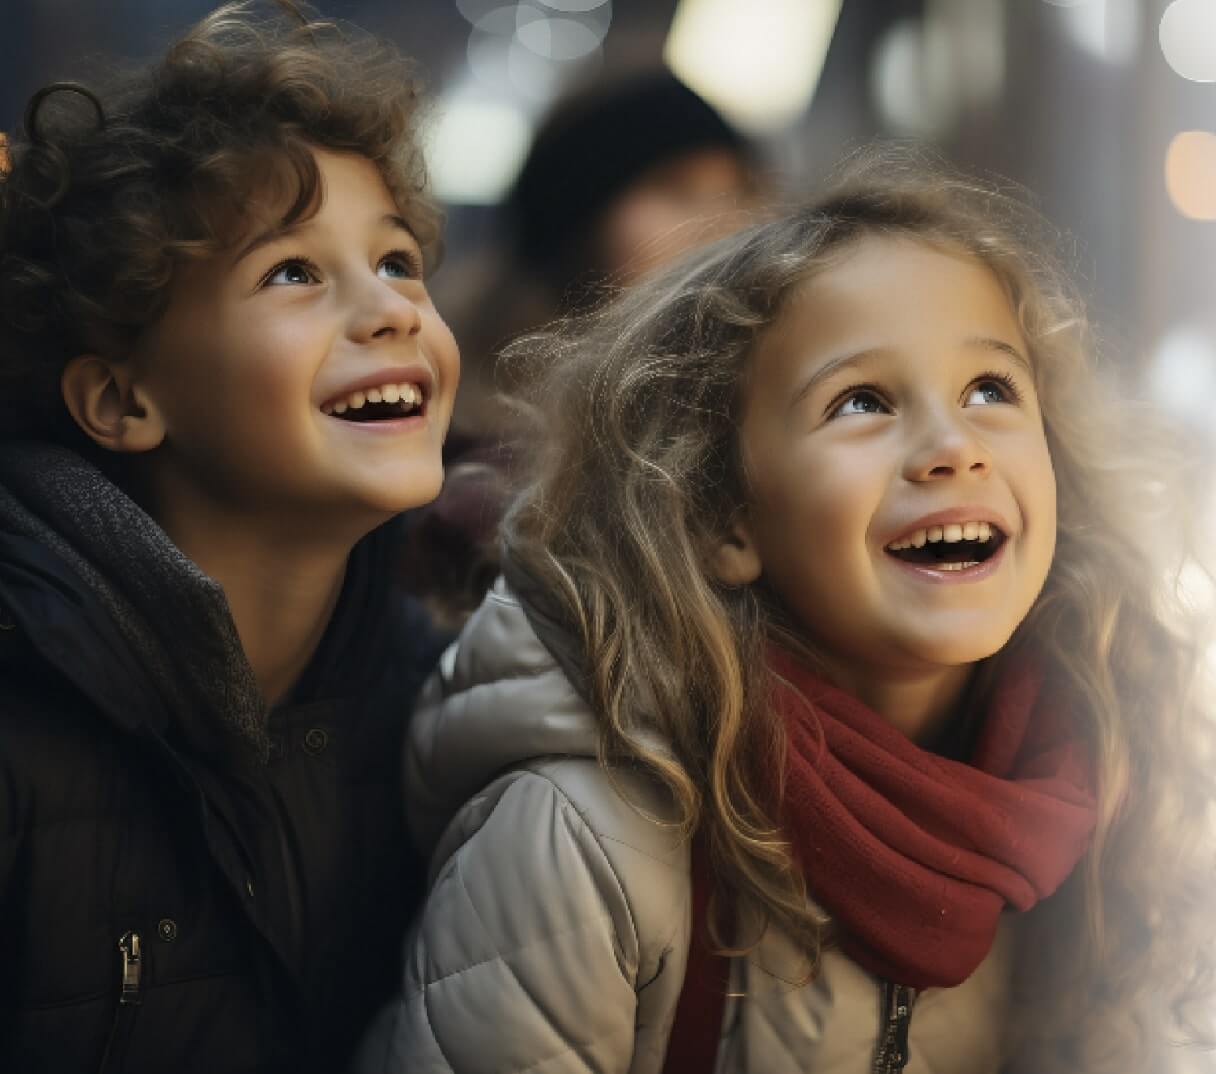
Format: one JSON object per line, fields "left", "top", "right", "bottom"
{"left": 826, "top": 370, "right": 1025, "bottom": 419}
{"left": 259, "top": 247, "right": 424, "bottom": 288}
{"left": 972, "top": 370, "right": 1023, "bottom": 404}
{"left": 382, "top": 247, "right": 425, "bottom": 279}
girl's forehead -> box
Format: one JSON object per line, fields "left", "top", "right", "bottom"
{"left": 741, "top": 233, "right": 1029, "bottom": 387}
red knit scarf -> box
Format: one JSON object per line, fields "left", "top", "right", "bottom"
{"left": 771, "top": 646, "right": 1098, "bottom": 989}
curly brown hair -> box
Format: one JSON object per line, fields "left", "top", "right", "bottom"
{"left": 0, "top": 0, "right": 437, "bottom": 450}
{"left": 502, "top": 148, "right": 1216, "bottom": 1071}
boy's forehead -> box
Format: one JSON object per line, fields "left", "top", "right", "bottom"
{"left": 204, "top": 148, "right": 410, "bottom": 254}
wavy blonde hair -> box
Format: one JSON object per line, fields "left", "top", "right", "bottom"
{"left": 501, "top": 150, "right": 1216, "bottom": 1071}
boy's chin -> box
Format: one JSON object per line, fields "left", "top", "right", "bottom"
{"left": 350, "top": 466, "right": 446, "bottom": 520}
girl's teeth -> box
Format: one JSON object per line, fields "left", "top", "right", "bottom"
{"left": 886, "top": 521, "right": 1000, "bottom": 552}
{"left": 382, "top": 384, "right": 401, "bottom": 404}
{"left": 350, "top": 390, "right": 366, "bottom": 409}
{"left": 334, "top": 400, "right": 348, "bottom": 414}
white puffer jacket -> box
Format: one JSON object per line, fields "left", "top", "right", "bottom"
{"left": 357, "top": 580, "right": 1014, "bottom": 1074}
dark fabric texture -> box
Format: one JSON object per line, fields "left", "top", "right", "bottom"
{"left": 771, "top": 645, "right": 1098, "bottom": 990}
{"left": 0, "top": 442, "right": 445, "bottom": 1074}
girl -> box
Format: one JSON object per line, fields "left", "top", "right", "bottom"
{"left": 363, "top": 156, "right": 1215, "bottom": 1073}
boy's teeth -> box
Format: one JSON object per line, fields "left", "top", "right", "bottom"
{"left": 323, "top": 381, "right": 424, "bottom": 416}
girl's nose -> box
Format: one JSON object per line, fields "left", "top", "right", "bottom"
{"left": 349, "top": 276, "right": 422, "bottom": 343}
{"left": 902, "top": 410, "right": 992, "bottom": 482}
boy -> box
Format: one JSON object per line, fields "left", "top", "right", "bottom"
{"left": 0, "top": 3, "right": 457, "bottom": 1071}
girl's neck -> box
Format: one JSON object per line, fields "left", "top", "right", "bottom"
{"left": 830, "top": 661, "right": 974, "bottom": 744}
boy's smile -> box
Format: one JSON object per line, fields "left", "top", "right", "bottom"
{"left": 722, "top": 235, "right": 1057, "bottom": 717}
{"left": 128, "top": 148, "right": 458, "bottom": 539}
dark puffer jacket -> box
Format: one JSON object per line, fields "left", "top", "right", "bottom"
{"left": 0, "top": 443, "right": 444, "bottom": 1074}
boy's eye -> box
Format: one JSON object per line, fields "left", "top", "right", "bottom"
{"left": 263, "top": 259, "right": 317, "bottom": 287}
{"left": 965, "top": 373, "right": 1022, "bottom": 406}
{"left": 830, "top": 388, "right": 889, "bottom": 419}
{"left": 379, "top": 248, "right": 424, "bottom": 280}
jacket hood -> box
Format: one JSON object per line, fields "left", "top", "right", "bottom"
{"left": 405, "top": 574, "right": 600, "bottom": 854}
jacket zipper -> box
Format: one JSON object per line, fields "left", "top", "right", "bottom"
{"left": 98, "top": 931, "right": 143, "bottom": 1074}
{"left": 871, "top": 980, "right": 916, "bottom": 1074}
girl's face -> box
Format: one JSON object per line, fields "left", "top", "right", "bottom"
{"left": 717, "top": 234, "right": 1056, "bottom": 702}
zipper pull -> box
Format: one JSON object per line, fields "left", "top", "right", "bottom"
{"left": 118, "top": 931, "right": 143, "bottom": 1006}
{"left": 872, "top": 980, "right": 916, "bottom": 1074}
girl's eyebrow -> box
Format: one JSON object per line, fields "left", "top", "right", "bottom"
{"left": 789, "top": 350, "right": 876, "bottom": 410}
{"left": 967, "top": 335, "right": 1033, "bottom": 374}
{"left": 788, "top": 336, "right": 1033, "bottom": 412}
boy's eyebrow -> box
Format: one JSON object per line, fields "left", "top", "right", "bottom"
{"left": 234, "top": 222, "right": 297, "bottom": 265}
{"left": 383, "top": 213, "right": 416, "bottom": 237}
{"left": 234, "top": 213, "right": 418, "bottom": 265}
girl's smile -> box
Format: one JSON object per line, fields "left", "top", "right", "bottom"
{"left": 881, "top": 506, "right": 1010, "bottom": 581}
{"left": 717, "top": 234, "right": 1057, "bottom": 714}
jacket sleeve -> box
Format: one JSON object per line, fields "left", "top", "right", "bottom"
{"left": 357, "top": 767, "right": 646, "bottom": 1074}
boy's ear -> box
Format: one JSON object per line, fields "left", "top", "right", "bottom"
{"left": 61, "top": 354, "right": 165, "bottom": 454}
{"left": 711, "top": 513, "right": 763, "bottom": 586}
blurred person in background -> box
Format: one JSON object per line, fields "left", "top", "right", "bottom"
{"left": 404, "top": 68, "right": 770, "bottom": 626}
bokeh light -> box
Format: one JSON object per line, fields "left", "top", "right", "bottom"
{"left": 536, "top": 0, "right": 610, "bottom": 11}
{"left": 1056, "top": 0, "right": 1139, "bottom": 64}
{"left": 1146, "top": 326, "right": 1216, "bottom": 431}
{"left": 427, "top": 91, "right": 534, "bottom": 204}
{"left": 664, "top": 0, "right": 842, "bottom": 134}
{"left": 515, "top": 3, "right": 607, "bottom": 61}
{"left": 1165, "top": 131, "right": 1216, "bottom": 221}
{"left": 1159, "top": 0, "right": 1216, "bottom": 83}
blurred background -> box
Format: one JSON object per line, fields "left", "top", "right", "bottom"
{"left": 2, "top": 0, "right": 1214, "bottom": 448}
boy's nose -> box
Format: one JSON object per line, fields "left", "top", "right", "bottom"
{"left": 350, "top": 278, "right": 422, "bottom": 342}
{"left": 902, "top": 410, "right": 992, "bottom": 482}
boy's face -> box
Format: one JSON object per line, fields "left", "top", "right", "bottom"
{"left": 129, "top": 149, "right": 458, "bottom": 536}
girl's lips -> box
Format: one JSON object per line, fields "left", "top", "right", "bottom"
{"left": 885, "top": 536, "right": 1009, "bottom": 583}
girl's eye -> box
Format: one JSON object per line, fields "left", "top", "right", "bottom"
{"left": 830, "top": 388, "right": 890, "bottom": 419}
{"left": 379, "top": 249, "right": 424, "bottom": 280}
{"left": 262, "top": 259, "right": 317, "bottom": 287}
{"left": 965, "top": 373, "right": 1023, "bottom": 406}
